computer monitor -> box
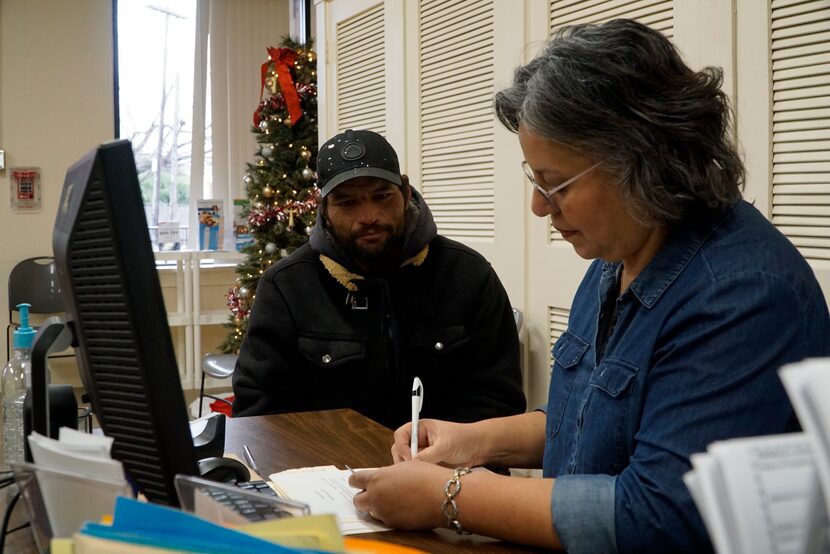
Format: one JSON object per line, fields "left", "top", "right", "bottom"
{"left": 51, "top": 140, "right": 245, "bottom": 506}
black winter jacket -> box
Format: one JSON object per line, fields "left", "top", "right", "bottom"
{"left": 232, "top": 190, "right": 525, "bottom": 429}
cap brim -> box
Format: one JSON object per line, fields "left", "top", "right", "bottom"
{"left": 320, "top": 168, "right": 403, "bottom": 196}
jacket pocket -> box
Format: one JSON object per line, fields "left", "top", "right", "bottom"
{"left": 406, "top": 324, "right": 469, "bottom": 354}
{"left": 297, "top": 335, "right": 366, "bottom": 368}
{"left": 547, "top": 330, "right": 589, "bottom": 439}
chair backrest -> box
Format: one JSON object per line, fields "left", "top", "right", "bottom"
{"left": 8, "top": 256, "right": 64, "bottom": 316}
{"left": 512, "top": 307, "right": 524, "bottom": 334}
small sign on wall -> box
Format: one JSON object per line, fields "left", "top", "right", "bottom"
{"left": 10, "top": 167, "right": 41, "bottom": 212}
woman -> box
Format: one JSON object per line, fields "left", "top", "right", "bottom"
{"left": 349, "top": 19, "right": 830, "bottom": 553}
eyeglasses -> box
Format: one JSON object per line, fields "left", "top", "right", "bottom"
{"left": 522, "top": 160, "right": 603, "bottom": 208}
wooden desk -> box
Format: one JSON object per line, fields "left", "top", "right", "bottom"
{"left": 5, "top": 410, "right": 544, "bottom": 553}
{"left": 225, "top": 409, "right": 546, "bottom": 554}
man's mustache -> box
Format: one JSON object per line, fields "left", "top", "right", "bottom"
{"left": 354, "top": 224, "right": 393, "bottom": 237}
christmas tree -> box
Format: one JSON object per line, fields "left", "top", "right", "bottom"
{"left": 220, "top": 37, "right": 318, "bottom": 353}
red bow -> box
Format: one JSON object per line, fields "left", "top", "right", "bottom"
{"left": 254, "top": 47, "right": 303, "bottom": 127}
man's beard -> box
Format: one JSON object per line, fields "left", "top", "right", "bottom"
{"left": 334, "top": 224, "right": 406, "bottom": 276}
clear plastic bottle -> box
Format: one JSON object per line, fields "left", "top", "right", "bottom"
{"left": 1, "top": 303, "right": 35, "bottom": 469}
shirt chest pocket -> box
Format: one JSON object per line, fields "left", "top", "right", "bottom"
{"left": 297, "top": 335, "right": 367, "bottom": 368}
{"left": 547, "top": 331, "right": 589, "bottom": 439}
{"left": 584, "top": 359, "right": 639, "bottom": 465}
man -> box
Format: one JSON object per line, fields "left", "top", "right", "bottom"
{"left": 232, "top": 129, "right": 525, "bottom": 429}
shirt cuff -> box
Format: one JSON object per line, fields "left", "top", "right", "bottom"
{"left": 552, "top": 474, "right": 618, "bottom": 554}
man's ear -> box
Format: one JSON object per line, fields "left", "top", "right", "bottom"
{"left": 320, "top": 197, "right": 330, "bottom": 227}
{"left": 400, "top": 175, "right": 413, "bottom": 203}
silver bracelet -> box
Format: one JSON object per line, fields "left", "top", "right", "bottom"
{"left": 442, "top": 467, "right": 473, "bottom": 534}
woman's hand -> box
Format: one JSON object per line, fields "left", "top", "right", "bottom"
{"left": 349, "top": 461, "right": 451, "bottom": 530}
{"left": 391, "top": 418, "right": 486, "bottom": 466}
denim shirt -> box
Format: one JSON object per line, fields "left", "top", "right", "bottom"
{"left": 544, "top": 201, "right": 830, "bottom": 554}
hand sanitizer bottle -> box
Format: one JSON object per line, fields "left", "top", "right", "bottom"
{"left": 2, "top": 303, "right": 36, "bottom": 469}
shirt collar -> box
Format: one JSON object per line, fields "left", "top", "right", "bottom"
{"left": 602, "top": 203, "right": 738, "bottom": 308}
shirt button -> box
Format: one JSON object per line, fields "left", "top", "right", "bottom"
{"left": 434, "top": 342, "right": 444, "bottom": 351}
{"left": 322, "top": 354, "right": 332, "bottom": 364}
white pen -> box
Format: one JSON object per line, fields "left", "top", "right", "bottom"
{"left": 411, "top": 377, "right": 424, "bottom": 457}
{"left": 242, "top": 444, "right": 259, "bottom": 473}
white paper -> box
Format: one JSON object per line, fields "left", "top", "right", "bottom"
{"left": 28, "top": 432, "right": 124, "bottom": 482}
{"left": 708, "top": 433, "right": 816, "bottom": 554}
{"left": 56, "top": 427, "right": 114, "bottom": 456}
{"left": 24, "top": 431, "right": 128, "bottom": 538}
{"left": 687, "top": 453, "right": 738, "bottom": 554}
{"left": 780, "top": 358, "right": 830, "bottom": 513}
{"left": 269, "top": 465, "right": 390, "bottom": 535}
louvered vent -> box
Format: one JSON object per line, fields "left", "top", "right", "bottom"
{"left": 550, "top": 0, "right": 673, "bottom": 36}
{"left": 770, "top": 0, "right": 830, "bottom": 261}
{"left": 67, "top": 178, "right": 179, "bottom": 505}
{"left": 419, "top": 0, "right": 495, "bottom": 239}
{"left": 549, "top": 306, "right": 570, "bottom": 363}
{"left": 548, "top": 0, "right": 674, "bottom": 243}
{"left": 336, "top": 3, "right": 386, "bottom": 133}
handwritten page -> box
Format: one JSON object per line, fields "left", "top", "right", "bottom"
{"left": 269, "top": 466, "right": 390, "bottom": 535}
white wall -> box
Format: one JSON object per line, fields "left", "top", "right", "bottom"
{"left": 0, "top": 0, "right": 115, "bottom": 357}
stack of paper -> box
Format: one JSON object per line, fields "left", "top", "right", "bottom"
{"left": 269, "top": 466, "right": 390, "bottom": 535}
{"left": 780, "top": 359, "right": 830, "bottom": 513}
{"left": 684, "top": 432, "right": 827, "bottom": 554}
{"left": 684, "top": 357, "right": 830, "bottom": 554}
{"left": 20, "top": 429, "right": 130, "bottom": 539}
{"left": 28, "top": 428, "right": 125, "bottom": 482}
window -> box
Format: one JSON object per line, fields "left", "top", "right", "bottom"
{"left": 116, "top": 0, "right": 202, "bottom": 247}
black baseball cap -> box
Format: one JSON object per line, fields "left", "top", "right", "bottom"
{"left": 316, "top": 129, "right": 403, "bottom": 197}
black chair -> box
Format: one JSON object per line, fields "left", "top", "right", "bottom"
{"left": 7, "top": 257, "right": 93, "bottom": 431}
{"left": 7, "top": 256, "right": 66, "bottom": 361}
{"left": 198, "top": 353, "right": 237, "bottom": 417}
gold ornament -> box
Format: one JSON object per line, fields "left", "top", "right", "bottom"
{"left": 284, "top": 116, "right": 292, "bottom": 126}
{"left": 263, "top": 186, "right": 274, "bottom": 198}
{"left": 300, "top": 149, "right": 312, "bottom": 160}
{"left": 257, "top": 158, "right": 266, "bottom": 166}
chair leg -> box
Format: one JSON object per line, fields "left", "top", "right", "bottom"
{"left": 198, "top": 371, "right": 206, "bottom": 418}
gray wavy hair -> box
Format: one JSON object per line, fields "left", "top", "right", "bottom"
{"left": 495, "top": 19, "right": 745, "bottom": 225}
